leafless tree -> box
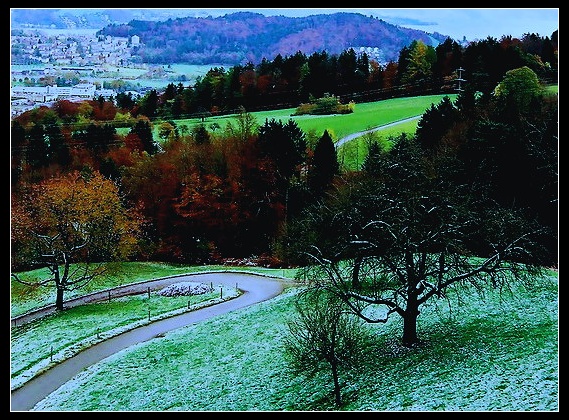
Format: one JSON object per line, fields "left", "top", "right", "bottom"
{"left": 283, "top": 289, "right": 371, "bottom": 407}
{"left": 294, "top": 137, "right": 549, "bottom": 346}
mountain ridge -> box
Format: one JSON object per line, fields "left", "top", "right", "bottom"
{"left": 95, "top": 11, "right": 451, "bottom": 65}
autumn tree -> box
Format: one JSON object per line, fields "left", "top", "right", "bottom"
{"left": 224, "top": 106, "right": 258, "bottom": 143}
{"left": 11, "top": 171, "right": 143, "bottom": 310}
{"left": 119, "top": 149, "right": 185, "bottom": 261}
{"left": 158, "top": 121, "right": 178, "bottom": 142}
{"left": 400, "top": 40, "right": 436, "bottom": 93}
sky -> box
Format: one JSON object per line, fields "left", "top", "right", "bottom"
{"left": 196, "top": 8, "right": 559, "bottom": 41}
{"left": 11, "top": 8, "right": 559, "bottom": 42}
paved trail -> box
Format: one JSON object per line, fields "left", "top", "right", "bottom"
{"left": 335, "top": 115, "right": 421, "bottom": 147}
{"left": 11, "top": 271, "right": 288, "bottom": 411}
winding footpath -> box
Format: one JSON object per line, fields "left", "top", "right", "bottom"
{"left": 335, "top": 115, "right": 422, "bottom": 147}
{"left": 11, "top": 271, "right": 290, "bottom": 411}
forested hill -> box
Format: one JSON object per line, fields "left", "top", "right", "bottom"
{"left": 97, "top": 11, "right": 450, "bottom": 65}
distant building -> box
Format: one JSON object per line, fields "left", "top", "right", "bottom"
{"left": 131, "top": 35, "right": 140, "bottom": 46}
{"left": 11, "top": 83, "right": 115, "bottom": 102}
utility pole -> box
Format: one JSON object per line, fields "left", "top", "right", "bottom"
{"left": 455, "top": 67, "right": 466, "bottom": 92}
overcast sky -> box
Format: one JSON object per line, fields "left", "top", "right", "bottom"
{"left": 199, "top": 8, "right": 559, "bottom": 41}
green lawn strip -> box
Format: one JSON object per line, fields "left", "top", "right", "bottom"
{"left": 10, "top": 284, "right": 239, "bottom": 390}
{"left": 31, "top": 274, "right": 557, "bottom": 411}
{"left": 338, "top": 119, "right": 420, "bottom": 171}
{"left": 115, "top": 94, "right": 456, "bottom": 142}
{"left": 11, "top": 262, "right": 299, "bottom": 317}
{"left": 179, "top": 94, "right": 455, "bottom": 142}
{"left": 545, "top": 84, "right": 558, "bottom": 94}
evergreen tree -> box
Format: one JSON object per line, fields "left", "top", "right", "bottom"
{"left": 11, "top": 121, "right": 26, "bottom": 185}
{"left": 130, "top": 119, "right": 157, "bottom": 154}
{"left": 309, "top": 130, "right": 339, "bottom": 195}
{"left": 361, "top": 140, "right": 383, "bottom": 175}
{"left": 138, "top": 89, "right": 158, "bottom": 118}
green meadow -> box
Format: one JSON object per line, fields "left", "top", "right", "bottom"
{"left": 164, "top": 94, "right": 455, "bottom": 143}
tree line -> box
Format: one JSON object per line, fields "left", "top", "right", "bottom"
{"left": 121, "top": 32, "right": 556, "bottom": 120}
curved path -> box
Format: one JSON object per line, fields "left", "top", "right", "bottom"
{"left": 11, "top": 271, "right": 289, "bottom": 411}
{"left": 335, "top": 115, "right": 421, "bottom": 147}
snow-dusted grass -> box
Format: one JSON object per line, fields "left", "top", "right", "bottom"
{"left": 11, "top": 262, "right": 298, "bottom": 317}
{"left": 28, "top": 273, "right": 558, "bottom": 411}
{"left": 11, "top": 284, "right": 239, "bottom": 390}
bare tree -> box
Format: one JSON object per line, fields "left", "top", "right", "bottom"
{"left": 283, "top": 289, "right": 370, "bottom": 407}
{"left": 294, "top": 137, "right": 550, "bottom": 347}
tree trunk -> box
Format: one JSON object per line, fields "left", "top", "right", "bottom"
{"left": 402, "top": 302, "right": 420, "bottom": 347}
{"left": 55, "top": 286, "right": 65, "bottom": 311}
{"left": 331, "top": 361, "right": 342, "bottom": 407}
{"left": 53, "top": 264, "right": 65, "bottom": 311}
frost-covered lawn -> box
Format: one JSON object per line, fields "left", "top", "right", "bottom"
{"left": 11, "top": 262, "right": 298, "bottom": 317}
{"left": 27, "top": 273, "right": 558, "bottom": 411}
{"left": 11, "top": 283, "right": 239, "bottom": 390}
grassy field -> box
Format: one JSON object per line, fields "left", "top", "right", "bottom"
{"left": 337, "top": 118, "right": 420, "bottom": 171}
{"left": 12, "top": 263, "right": 557, "bottom": 411}
{"left": 10, "top": 262, "right": 298, "bottom": 317}
{"left": 11, "top": 282, "right": 240, "bottom": 390}
{"left": 153, "top": 94, "right": 455, "bottom": 143}
{"left": 115, "top": 94, "right": 454, "bottom": 171}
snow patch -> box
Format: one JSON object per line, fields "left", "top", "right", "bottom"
{"left": 158, "top": 282, "right": 214, "bottom": 297}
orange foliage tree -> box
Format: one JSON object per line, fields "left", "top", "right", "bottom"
{"left": 11, "top": 170, "right": 143, "bottom": 310}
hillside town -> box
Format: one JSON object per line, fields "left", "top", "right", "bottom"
{"left": 10, "top": 31, "right": 144, "bottom": 117}
{"left": 11, "top": 30, "right": 140, "bottom": 67}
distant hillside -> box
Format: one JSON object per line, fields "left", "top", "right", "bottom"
{"left": 97, "top": 11, "right": 451, "bottom": 65}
